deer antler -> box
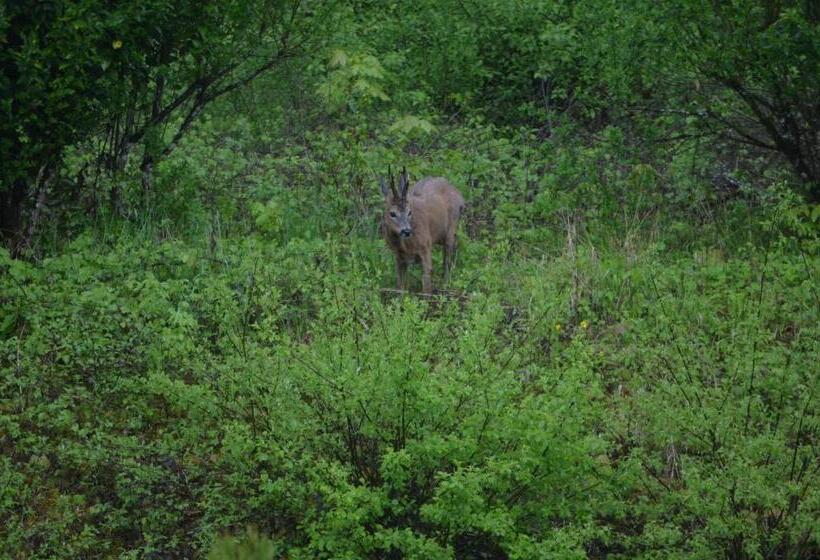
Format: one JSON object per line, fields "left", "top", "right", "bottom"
{"left": 385, "top": 165, "right": 398, "bottom": 200}
{"left": 399, "top": 166, "right": 409, "bottom": 200}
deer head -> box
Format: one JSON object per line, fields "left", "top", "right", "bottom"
{"left": 380, "top": 167, "right": 413, "bottom": 238}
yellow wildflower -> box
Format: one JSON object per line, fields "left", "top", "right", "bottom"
{"left": 554, "top": 323, "right": 562, "bottom": 333}
{"left": 580, "top": 320, "right": 589, "bottom": 329}
{"left": 112, "top": 39, "right": 123, "bottom": 50}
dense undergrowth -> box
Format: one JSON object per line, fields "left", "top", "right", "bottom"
{"left": 1, "top": 125, "right": 818, "bottom": 557}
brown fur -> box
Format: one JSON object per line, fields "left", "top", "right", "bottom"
{"left": 381, "top": 175, "right": 465, "bottom": 293}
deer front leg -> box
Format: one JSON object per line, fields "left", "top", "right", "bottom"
{"left": 420, "top": 249, "right": 433, "bottom": 294}
{"left": 395, "top": 254, "right": 408, "bottom": 291}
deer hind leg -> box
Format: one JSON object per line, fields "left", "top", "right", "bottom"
{"left": 443, "top": 230, "right": 457, "bottom": 283}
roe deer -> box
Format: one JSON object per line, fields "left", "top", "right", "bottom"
{"left": 380, "top": 167, "right": 465, "bottom": 293}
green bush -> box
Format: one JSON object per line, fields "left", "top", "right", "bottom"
{"left": 2, "top": 193, "right": 817, "bottom": 557}
{"left": 3, "top": 2, "right": 819, "bottom": 558}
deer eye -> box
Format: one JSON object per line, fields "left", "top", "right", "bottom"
{"left": 389, "top": 211, "right": 397, "bottom": 218}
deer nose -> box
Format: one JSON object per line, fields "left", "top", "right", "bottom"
{"left": 400, "top": 228, "right": 412, "bottom": 238}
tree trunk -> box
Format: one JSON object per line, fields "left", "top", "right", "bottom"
{"left": 141, "top": 153, "right": 154, "bottom": 206}
{"left": 787, "top": 149, "right": 820, "bottom": 203}
{"left": 0, "top": 179, "right": 29, "bottom": 255}
{"left": 25, "top": 181, "right": 49, "bottom": 253}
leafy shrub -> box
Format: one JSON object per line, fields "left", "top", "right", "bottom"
{"left": 2, "top": 197, "right": 816, "bottom": 558}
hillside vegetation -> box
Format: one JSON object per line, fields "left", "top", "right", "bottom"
{"left": 1, "top": 1, "right": 818, "bottom": 558}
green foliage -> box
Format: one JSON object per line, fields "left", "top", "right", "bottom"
{"left": 0, "top": 0, "right": 332, "bottom": 250}
{"left": 2, "top": 1, "right": 820, "bottom": 558}
{"left": 657, "top": 0, "right": 820, "bottom": 192}
{"left": 208, "top": 529, "right": 280, "bottom": 560}
{"left": 2, "top": 193, "right": 817, "bottom": 557}
{"left": 318, "top": 49, "right": 391, "bottom": 115}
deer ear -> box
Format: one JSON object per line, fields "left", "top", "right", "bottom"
{"left": 380, "top": 177, "right": 389, "bottom": 197}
